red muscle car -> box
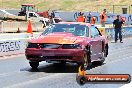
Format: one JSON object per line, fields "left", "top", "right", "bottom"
{"left": 25, "top": 22, "right": 108, "bottom": 69}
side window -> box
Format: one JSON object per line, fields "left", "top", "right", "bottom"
{"left": 33, "top": 13, "right": 37, "bottom": 17}
{"left": 90, "top": 26, "right": 99, "bottom": 38}
{"left": 29, "top": 13, "right": 33, "bottom": 17}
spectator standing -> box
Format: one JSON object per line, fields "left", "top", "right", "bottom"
{"left": 51, "top": 11, "right": 55, "bottom": 19}
{"left": 113, "top": 15, "right": 124, "bottom": 43}
{"left": 91, "top": 16, "right": 96, "bottom": 24}
{"left": 76, "top": 12, "right": 86, "bottom": 22}
{"left": 100, "top": 9, "right": 107, "bottom": 27}
{"left": 88, "top": 12, "right": 92, "bottom": 23}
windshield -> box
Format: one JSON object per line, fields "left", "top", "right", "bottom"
{"left": 42, "top": 24, "right": 89, "bottom": 37}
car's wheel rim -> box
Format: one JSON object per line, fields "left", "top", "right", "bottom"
{"left": 102, "top": 51, "right": 105, "bottom": 57}
{"left": 101, "top": 49, "right": 106, "bottom": 63}
{"left": 84, "top": 54, "right": 88, "bottom": 69}
{"left": 103, "top": 47, "right": 107, "bottom": 57}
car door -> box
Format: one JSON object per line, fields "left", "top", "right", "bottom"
{"left": 89, "top": 25, "right": 103, "bottom": 61}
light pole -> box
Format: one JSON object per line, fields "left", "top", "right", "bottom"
{"left": 130, "top": 5, "right": 132, "bottom": 14}
{"left": 113, "top": 5, "right": 115, "bottom": 14}
{"left": 1, "top": 0, "right": 3, "bottom": 8}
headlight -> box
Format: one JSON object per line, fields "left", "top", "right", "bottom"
{"left": 62, "top": 44, "right": 82, "bottom": 49}
{"left": 81, "top": 45, "right": 85, "bottom": 49}
{"left": 27, "top": 43, "right": 38, "bottom": 48}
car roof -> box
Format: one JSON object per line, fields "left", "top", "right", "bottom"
{"left": 54, "top": 22, "right": 91, "bottom": 27}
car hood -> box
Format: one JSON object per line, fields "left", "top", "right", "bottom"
{"left": 30, "top": 32, "right": 86, "bottom": 44}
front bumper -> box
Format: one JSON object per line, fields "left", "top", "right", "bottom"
{"left": 25, "top": 48, "right": 86, "bottom": 63}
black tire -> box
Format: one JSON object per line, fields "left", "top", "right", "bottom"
{"left": 87, "top": 46, "right": 92, "bottom": 68}
{"left": 82, "top": 46, "right": 92, "bottom": 70}
{"left": 29, "top": 61, "right": 39, "bottom": 69}
{"left": 105, "top": 44, "right": 109, "bottom": 57}
{"left": 100, "top": 57, "right": 105, "bottom": 65}
{"left": 53, "top": 61, "right": 66, "bottom": 66}
{"left": 60, "top": 61, "right": 66, "bottom": 65}
{"left": 59, "top": 61, "right": 66, "bottom": 65}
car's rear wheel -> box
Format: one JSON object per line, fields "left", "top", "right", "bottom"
{"left": 104, "top": 44, "right": 108, "bottom": 57}
{"left": 29, "top": 61, "right": 39, "bottom": 69}
{"left": 99, "top": 52, "right": 105, "bottom": 64}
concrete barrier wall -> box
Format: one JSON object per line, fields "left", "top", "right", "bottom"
{"left": 0, "top": 32, "right": 42, "bottom": 56}
{"left": 0, "top": 32, "right": 42, "bottom": 40}
{"left": 105, "top": 26, "right": 132, "bottom": 40}
{"left": 0, "top": 39, "right": 27, "bottom": 56}
{"left": 0, "top": 21, "right": 44, "bottom": 32}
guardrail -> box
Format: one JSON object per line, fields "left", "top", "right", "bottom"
{"left": 98, "top": 26, "right": 132, "bottom": 40}
{"left": 0, "top": 21, "right": 44, "bottom": 33}
{"left": 0, "top": 32, "right": 41, "bottom": 56}
{"left": 0, "top": 39, "right": 27, "bottom": 56}
{"left": 0, "top": 32, "right": 41, "bottom": 40}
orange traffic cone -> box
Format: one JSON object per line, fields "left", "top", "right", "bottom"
{"left": 17, "top": 27, "right": 21, "bottom": 33}
{"left": 78, "top": 66, "right": 86, "bottom": 76}
{"left": 27, "top": 20, "right": 33, "bottom": 37}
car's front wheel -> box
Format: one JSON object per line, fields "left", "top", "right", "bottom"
{"left": 80, "top": 49, "right": 92, "bottom": 70}
{"left": 29, "top": 61, "right": 39, "bottom": 69}
{"left": 83, "top": 54, "right": 88, "bottom": 69}
{"left": 99, "top": 45, "right": 108, "bottom": 65}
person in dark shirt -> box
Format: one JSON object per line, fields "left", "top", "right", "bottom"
{"left": 88, "top": 12, "right": 92, "bottom": 23}
{"left": 113, "top": 15, "right": 124, "bottom": 43}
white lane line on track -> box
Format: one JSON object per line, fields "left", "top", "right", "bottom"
{"left": 86, "top": 55, "right": 132, "bottom": 73}
{"left": 3, "top": 73, "right": 67, "bottom": 88}
{"left": 0, "top": 54, "right": 24, "bottom": 60}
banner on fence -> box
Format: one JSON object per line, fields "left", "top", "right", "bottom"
{"left": 54, "top": 11, "right": 132, "bottom": 25}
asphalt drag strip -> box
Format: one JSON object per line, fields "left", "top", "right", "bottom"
{"left": 0, "top": 38, "right": 132, "bottom": 88}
